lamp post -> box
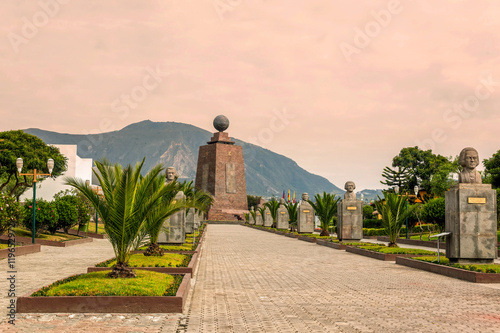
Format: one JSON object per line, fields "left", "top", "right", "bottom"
{"left": 17, "top": 158, "right": 54, "bottom": 244}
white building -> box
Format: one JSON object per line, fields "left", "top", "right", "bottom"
{"left": 20, "top": 144, "right": 93, "bottom": 201}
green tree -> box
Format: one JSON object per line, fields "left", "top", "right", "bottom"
{"left": 362, "top": 205, "right": 374, "bottom": 219}
{"left": 247, "top": 195, "right": 262, "bottom": 210}
{"left": 428, "top": 157, "right": 459, "bottom": 197}
{"left": 420, "top": 197, "right": 446, "bottom": 229}
{"left": 307, "top": 192, "right": 340, "bottom": 236}
{"left": 0, "top": 131, "right": 67, "bottom": 198}
{"left": 483, "top": 150, "right": 500, "bottom": 188}
{"left": 0, "top": 194, "right": 24, "bottom": 235}
{"left": 285, "top": 202, "right": 298, "bottom": 231}
{"left": 265, "top": 198, "right": 280, "bottom": 228}
{"left": 21, "top": 199, "right": 59, "bottom": 236}
{"left": 54, "top": 195, "right": 78, "bottom": 234}
{"left": 380, "top": 166, "right": 411, "bottom": 189}
{"left": 375, "top": 192, "right": 417, "bottom": 247}
{"left": 65, "top": 158, "right": 175, "bottom": 278}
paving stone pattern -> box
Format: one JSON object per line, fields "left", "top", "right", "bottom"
{"left": 1, "top": 226, "right": 500, "bottom": 332}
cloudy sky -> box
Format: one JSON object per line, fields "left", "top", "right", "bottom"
{"left": 1, "top": 0, "right": 499, "bottom": 190}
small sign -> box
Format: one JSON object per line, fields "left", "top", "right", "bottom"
{"left": 266, "top": 213, "right": 271, "bottom": 215}
{"left": 280, "top": 212, "right": 286, "bottom": 214}
{"left": 347, "top": 206, "right": 357, "bottom": 211}
{"left": 468, "top": 197, "right": 486, "bottom": 204}
{"left": 303, "top": 210, "right": 310, "bottom": 213}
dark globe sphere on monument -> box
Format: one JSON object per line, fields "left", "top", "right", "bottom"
{"left": 213, "top": 115, "right": 230, "bottom": 132}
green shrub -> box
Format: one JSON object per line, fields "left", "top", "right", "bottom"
{"left": 421, "top": 197, "right": 445, "bottom": 228}
{"left": 22, "top": 199, "right": 58, "bottom": 236}
{"left": 363, "top": 228, "right": 386, "bottom": 236}
{"left": 54, "top": 195, "right": 78, "bottom": 233}
{"left": 0, "top": 195, "right": 24, "bottom": 235}
{"left": 362, "top": 205, "right": 374, "bottom": 219}
{"left": 363, "top": 218, "right": 383, "bottom": 228}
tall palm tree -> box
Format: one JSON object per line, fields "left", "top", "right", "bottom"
{"left": 265, "top": 199, "right": 280, "bottom": 228}
{"left": 307, "top": 192, "right": 340, "bottom": 236}
{"left": 285, "top": 202, "right": 298, "bottom": 232}
{"left": 65, "top": 159, "right": 176, "bottom": 278}
{"left": 375, "top": 192, "right": 417, "bottom": 247}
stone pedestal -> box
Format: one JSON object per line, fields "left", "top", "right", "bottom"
{"left": 255, "top": 211, "right": 263, "bottom": 226}
{"left": 276, "top": 204, "right": 289, "bottom": 230}
{"left": 158, "top": 191, "right": 186, "bottom": 244}
{"left": 263, "top": 207, "right": 273, "bottom": 227}
{"left": 185, "top": 208, "right": 195, "bottom": 234}
{"left": 445, "top": 184, "right": 498, "bottom": 264}
{"left": 297, "top": 201, "right": 314, "bottom": 233}
{"left": 195, "top": 130, "right": 248, "bottom": 221}
{"left": 194, "top": 212, "right": 201, "bottom": 229}
{"left": 337, "top": 200, "right": 363, "bottom": 241}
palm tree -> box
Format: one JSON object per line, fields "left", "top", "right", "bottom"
{"left": 65, "top": 159, "right": 176, "bottom": 278}
{"left": 375, "top": 192, "right": 417, "bottom": 247}
{"left": 257, "top": 206, "right": 266, "bottom": 225}
{"left": 285, "top": 202, "right": 298, "bottom": 232}
{"left": 265, "top": 199, "right": 280, "bottom": 228}
{"left": 307, "top": 192, "right": 340, "bottom": 236}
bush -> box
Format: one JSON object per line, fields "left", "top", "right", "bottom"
{"left": 0, "top": 195, "right": 24, "bottom": 235}
{"left": 421, "top": 197, "right": 445, "bottom": 228}
{"left": 363, "top": 218, "right": 383, "bottom": 228}
{"left": 54, "top": 195, "right": 78, "bottom": 233}
{"left": 363, "top": 205, "right": 374, "bottom": 219}
{"left": 363, "top": 228, "right": 386, "bottom": 236}
{"left": 22, "top": 199, "right": 58, "bottom": 236}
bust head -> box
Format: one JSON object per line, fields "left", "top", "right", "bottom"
{"left": 459, "top": 147, "right": 479, "bottom": 170}
{"left": 344, "top": 181, "right": 356, "bottom": 192}
{"left": 301, "top": 193, "right": 309, "bottom": 201}
{"left": 279, "top": 198, "right": 285, "bottom": 204}
{"left": 166, "top": 167, "right": 178, "bottom": 182}
{"left": 250, "top": 206, "right": 254, "bottom": 211}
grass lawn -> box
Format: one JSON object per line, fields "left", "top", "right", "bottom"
{"left": 72, "top": 223, "right": 106, "bottom": 235}
{"left": 357, "top": 245, "right": 437, "bottom": 255}
{"left": 409, "top": 234, "right": 446, "bottom": 242}
{"left": 12, "top": 227, "right": 83, "bottom": 242}
{"left": 97, "top": 253, "right": 191, "bottom": 268}
{"left": 32, "top": 271, "right": 182, "bottom": 296}
{"left": 414, "top": 256, "right": 500, "bottom": 273}
{"left": 0, "top": 244, "right": 8, "bottom": 249}
{"left": 299, "top": 233, "right": 333, "bottom": 239}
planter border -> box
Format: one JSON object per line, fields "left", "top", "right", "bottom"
{"left": 346, "top": 246, "right": 430, "bottom": 261}
{"left": 316, "top": 239, "right": 346, "bottom": 250}
{"left": 0, "top": 244, "right": 41, "bottom": 259}
{"left": 17, "top": 273, "right": 191, "bottom": 313}
{"left": 298, "top": 235, "right": 317, "bottom": 243}
{"left": 88, "top": 252, "right": 198, "bottom": 275}
{"left": 0, "top": 235, "right": 92, "bottom": 247}
{"left": 396, "top": 257, "right": 500, "bottom": 283}
{"left": 377, "top": 236, "right": 443, "bottom": 249}
{"left": 64, "top": 228, "right": 106, "bottom": 239}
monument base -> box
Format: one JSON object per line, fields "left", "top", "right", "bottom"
{"left": 207, "top": 208, "right": 247, "bottom": 222}
{"left": 337, "top": 200, "right": 363, "bottom": 241}
{"left": 445, "top": 183, "right": 497, "bottom": 263}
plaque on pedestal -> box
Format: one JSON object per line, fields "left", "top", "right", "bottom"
{"left": 337, "top": 200, "right": 363, "bottom": 241}
{"left": 297, "top": 193, "right": 314, "bottom": 233}
{"left": 276, "top": 199, "right": 289, "bottom": 230}
{"left": 263, "top": 207, "right": 273, "bottom": 227}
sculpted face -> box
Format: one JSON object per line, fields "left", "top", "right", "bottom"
{"left": 345, "top": 181, "right": 355, "bottom": 193}
{"left": 464, "top": 150, "right": 479, "bottom": 169}
{"left": 302, "top": 193, "right": 309, "bottom": 201}
{"left": 279, "top": 198, "right": 285, "bottom": 204}
{"left": 166, "top": 167, "right": 177, "bottom": 181}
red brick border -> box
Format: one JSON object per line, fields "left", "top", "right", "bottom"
{"left": 0, "top": 244, "right": 41, "bottom": 259}
{"left": 0, "top": 235, "right": 92, "bottom": 247}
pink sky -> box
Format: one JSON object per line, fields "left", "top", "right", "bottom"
{"left": 1, "top": 0, "right": 499, "bottom": 190}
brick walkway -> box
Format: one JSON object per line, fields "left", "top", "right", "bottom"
{"left": 1, "top": 225, "right": 500, "bottom": 332}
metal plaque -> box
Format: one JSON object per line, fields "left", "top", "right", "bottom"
{"left": 347, "top": 206, "right": 357, "bottom": 211}
{"left": 468, "top": 197, "right": 486, "bottom": 204}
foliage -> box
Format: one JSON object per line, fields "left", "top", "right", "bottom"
{"left": 357, "top": 245, "right": 436, "bottom": 255}
{"left": 97, "top": 253, "right": 191, "bottom": 268}
{"left": 21, "top": 199, "right": 58, "bottom": 237}
{"left": 381, "top": 146, "right": 454, "bottom": 195}
{"left": 307, "top": 192, "right": 340, "bottom": 236}
{"left": 0, "top": 130, "right": 67, "bottom": 198}
{"left": 483, "top": 149, "right": 500, "bottom": 188}
{"left": 429, "top": 157, "right": 459, "bottom": 197}
{"left": 420, "top": 197, "right": 446, "bottom": 229}
{"left": 380, "top": 165, "right": 411, "bottom": 189}
{"left": 31, "top": 271, "right": 178, "bottom": 297}
{"left": 0, "top": 194, "right": 24, "bottom": 235}
{"left": 285, "top": 202, "right": 298, "bottom": 231}
{"left": 363, "top": 228, "right": 387, "bottom": 236}
{"left": 375, "top": 192, "right": 417, "bottom": 247}
{"left": 65, "top": 158, "right": 175, "bottom": 278}
{"left": 362, "top": 205, "right": 374, "bottom": 219}
{"left": 414, "top": 257, "right": 500, "bottom": 273}
{"left": 265, "top": 198, "right": 280, "bottom": 227}
{"left": 363, "top": 218, "right": 383, "bottom": 228}
{"left": 247, "top": 195, "right": 262, "bottom": 210}
{"left": 53, "top": 195, "right": 78, "bottom": 234}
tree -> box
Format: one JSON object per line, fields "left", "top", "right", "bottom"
{"left": 362, "top": 205, "right": 374, "bottom": 219}
{"left": 0, "top": 194, "right": 24, "bottom": 235}
{"left": 285, "top": 202, "right": 298, "bottom": 231}
{"left": 483, "top": 150, "right": 500, "bottom": 188}
{"left": 307, "top": 192, "right": 340, "bottom": 236}
{"left": 247, "top": 195, "right": 262, "bottom": 210}
{"left": 21, "top": 198, "right": 58, "bottom": 236}
{"left": 380, "top": 166, "right": 411, "bottom": 189}
{"left": 0, "top": 131, "right": 67, "bottom": 198}
{"left": 375, "top": 192, "right": 417, "bottom": 247}
{"left": 65, "top": 158, "right": 175, "bottom": 278}
{"left": 54, "top": 195, "right": 78, "bottom": 234}
{"left": 428, "top": 157, "right": 459, "bottom": 197}
{"left": 382, "top": 147, "right": 451, "bottom": 194}
{"left": 265, "top": 199, "right": 280, "bottom": 228}
{"left": 420, "top": 197, "right": 446, "bottom": 229}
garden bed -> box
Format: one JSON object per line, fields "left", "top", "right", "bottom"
{"left": 396, "top": 257, "right": 500, "bottom": 283}
{"left": 17, "top": 271, "right": 191, "bottom": 313}
{"left": 62, "top": 228, "right": 106, "bottom": 239}
{"left": 0, "top": 234, "right": 92, "bottom": 247}
{"left": 298, "top": 235, "right": 317, "bottom": 243}
{"left": 88, "top": 252, "right": 198, "bottom": 275}
{"left": 377, "top": 236, "right": 443, "bottom": 249}
{"left": 345, "top": 246, "right": 436, "bottom": 261}
{"left": 0, "top": 244, "right": 41, "bottom": 259}
{"left": 316, "top": 239, "right": 346, "bottom": 250}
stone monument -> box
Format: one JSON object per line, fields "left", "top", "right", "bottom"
{"left": 297, "top": 193, "right": 314, "bottom": 233}
{"left": 445, "top": 147, "right": 497, "bottom": 263}
{"left": 255, "top": 204, "right": 263, "bottom": 226}
{"left": 185, "top": 208, "right": 195, "bottom": 234}
{"left": 165, "top": 167, "right": 177, "bottom": 184}
{"left": 158, "top": 191, "right": 186, "bottom": 244}
{"left": 194, "top": 115, "right": 248, "bottom": 220}
{"left": 249, "top": 206, "right": 255, "bottom": 225}
{"left": 337, "top": 181, "right": 363, "bottom": 241}
{"left": 276, "top": 198, "right": 289, "bottom": 230}
{"left": 263, "top": 205, "right": 273, "bottom": 227}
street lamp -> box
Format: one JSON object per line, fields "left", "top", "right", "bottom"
{"left": 17, "top": 158, "right": 54, "bottom": 244}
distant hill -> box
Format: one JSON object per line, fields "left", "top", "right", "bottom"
{"left": 24, "top": 120, "right": 343, "bottom": 197}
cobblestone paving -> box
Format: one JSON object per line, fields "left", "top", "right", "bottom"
{"left": 184, "top": 225, "right": 500, "bottom": 333}
{"left": 1, "top": 226, "right": 500, "bottom": 332}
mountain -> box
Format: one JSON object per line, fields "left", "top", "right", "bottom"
{"left": 24, "top": 120, "right": 343, "bottom": 197}
{"left": 358, "top": 189, "right": 384, "bottom": 203}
